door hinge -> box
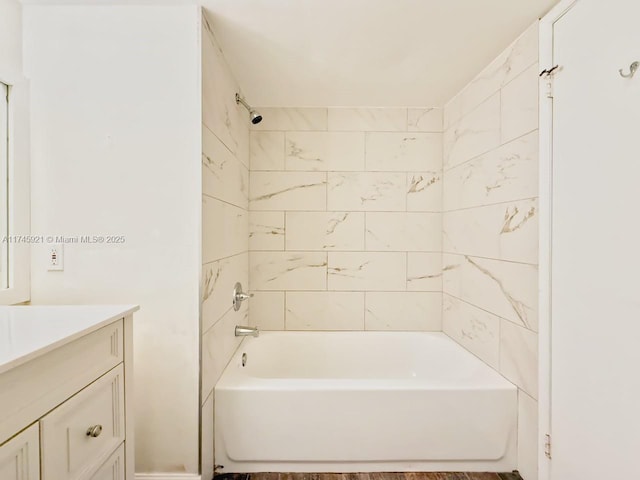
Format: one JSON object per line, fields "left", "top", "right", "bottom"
{"left": 544, "top": 433, "right": 552, "bottom": 459}
{"left": 543, "top": 78, "right": 554, "bottom": 99}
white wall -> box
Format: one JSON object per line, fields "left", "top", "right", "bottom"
{"left": 200, "top": 12, "right": 250, "bottom": 479}
{"left": 23, "top": 5, "right": 202, "bottom": 474}
{"left": 441, "top": 23, "right": 539, "bottom": 480}
{"left": 248, "top": 107, "right": 443, "bottom": 331}
{"left": 0, "top": 0, "right": 22, "bottom": 76}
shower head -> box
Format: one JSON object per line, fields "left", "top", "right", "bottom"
{"left": 235, "top": 93, "right": 263, "bottom": 125}
{"left": 250, "top": 110, "right": 263, "bottom": 125}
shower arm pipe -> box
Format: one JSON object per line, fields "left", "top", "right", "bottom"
{"left": 235, "top": 93, "right": 251, "bottom": 110}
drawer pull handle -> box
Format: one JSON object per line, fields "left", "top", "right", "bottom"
{"left": 86, "top": 425, "right": 103, "bottom": 438}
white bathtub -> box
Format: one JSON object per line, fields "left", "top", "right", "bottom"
{"left": 215, "top": 332, "right": 517, "bottom": 472}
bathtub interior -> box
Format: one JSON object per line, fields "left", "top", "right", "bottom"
{"left": 222, "top": 332, "right": 513, "bottom": 385}
{"left": 214, "top": 332, "right": 518, "bottom": 472}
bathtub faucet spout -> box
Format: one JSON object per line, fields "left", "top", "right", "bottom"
{"left": 235, "top": 325, "right": 259, "bottom": 337}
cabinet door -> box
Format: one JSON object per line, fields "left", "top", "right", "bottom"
{"left": 40, "top": 365, "right": 125, "bottom": 480}
{"left": 91, "top": 443, "right": 124, "bottom": 480}
{"left": 0, "top": 320, "right": 123, "bottom": 443}
{"left": 0, "top": 424, "right": 39, "bottom": 480}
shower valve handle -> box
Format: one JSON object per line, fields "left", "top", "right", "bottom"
{"left": 232, "top": 282, "right": 253, "bottom": 311}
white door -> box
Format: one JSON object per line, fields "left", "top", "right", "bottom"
{"left": 550, "top": 0, "right": 640, "bottom": 478}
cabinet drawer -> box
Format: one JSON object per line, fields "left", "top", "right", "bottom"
{"left": 90, "top": 443, "right": 124, "bottom": 480}
{"left": 0, "top": 424, "right": 40, "bottom": 480}
{"left": 41, "top": 365, "right": 125, "bottom": 480}
{"left": 0, "top": 320, "right": 123, "bottom": 444}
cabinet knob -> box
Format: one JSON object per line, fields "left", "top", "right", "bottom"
{"left": 86, "top": 424, "right": 103, "bottom": 438}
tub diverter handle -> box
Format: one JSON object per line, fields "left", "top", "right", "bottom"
{"left": 233, "top": 282, "right": 254, "bottom": 311}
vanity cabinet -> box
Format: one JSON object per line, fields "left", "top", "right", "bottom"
{"left": 90, "top": 444, "right": 125, "bottom": 480}
{"left": 0, "top": 306, "right": 137, "bottom": 480}
{"left": 40, "top": 365, "right": 125, "bottom": 480}
{"left": 0, "top": 424, "right": 39, "bottom": 480}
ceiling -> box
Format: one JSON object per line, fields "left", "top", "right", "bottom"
{"left": 202, "top": 0, "right": 558, "bottom": 108}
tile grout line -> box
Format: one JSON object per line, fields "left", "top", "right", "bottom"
{"left": 443, "top": 196, "right": 539, "bottom": 213}
{"left": 251, "top": 209, "right": 443, "bottom": 214}
{"left": 283, "top": 289, "right": 287, "bottom": 331}
{"left": 443, "top": 292, "right": 538, "bottom": 334}
{"left": 499, "top": 79, "right": 504, "bottom": 146}
{"left": 324, "top": 170, "right": 329, "bottom": 294}
{"left": 441, "top": 250, "right": 537, "bottom": 267}
{"left": 442, "top": 127, "right": 538, "bottom": 175}
{"left": 202, "top": 192, "right": 249, "bottom": 211}
{"left": 203, "top": 250, "right": 247, "bottom": 266}
{"left": 251, "top": 249, "right": 447, "bottom": 254}
{"left": 362, "top": 290, "right": 367, "bottom": 330}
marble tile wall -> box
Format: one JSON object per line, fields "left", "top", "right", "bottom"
{"left": 441, "top": 22, "right": 539, "bottom": 480}
{"left": 200, "top": 12, "right": 251, "bottom": 480}
{"left": 249, "top": 107, "right": 443, "bottom": 332}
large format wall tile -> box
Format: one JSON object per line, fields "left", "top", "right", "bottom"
{"left": 327, "top": 107, "right": 407, "bottom": 131}
{"left": 250, "top": 292, "right": 284, "bottom": 330}
{"left": 500, "top": 319, "right": 538, "bottom": 398}
{"left": 518, "top": 391, "right": 539, "bottom": 480}
{"left": 442, "top": 254, "right": 538, "bottom": 331}
{"left": 202, "top": 197, "right": 248, "bottom": 264}
{"left": 408, "top": 108, "right": 443, "bottom": 132}
{"left": 202, "top": 17, "right": 251, "bottom": 474}
{"left": 501, "top": 63, "right": 539, "bottom": 144}
{"left": 407, "top": 172, "right": 442, "bottom": 212}
{"left": 286, "top": 292, "right": 365, "bottom": 330}
{"left": 250, "top": 131, "right": 285, "bottom": 171}
{"left": 235, "top": 120, "right": 250, "bottom": 171}
{"left": 250, "top": 171, "right": 327, "bottom": 211}
{"left": 201, "top": 253, "right": 248, "bottom": 333}
{"left": 249, "top": 211, "right": 285, "bottom": 251}
{"left": 250, "top": 107, "right": 328, "bottom": 131}
{"left": 202, "top": 125, "right": 248, "bottom": 209}
{"left": 201, "top": 303, "right": 245, "bottom": 400}
{"left": 286, "top": 211, "right": 365, "bottom": 251}
{"left": 250, "top": 251, "right": 327, "bottom": 291}
{"left": 443, "top": 93, "right": 501, "bottom": 170}
{"left": 366, "top": 212, "right": 441, "bottom": 252}
{"left": 443, "top": 131, "right": 538, "bottom": 211}
{"left": 443, "top": 199, "right": 538, "bottom": 264}
{"left": 248, "top": 106, "right": 449, "bottom": 335}
{"left": 442, "top": 294, "right": 500, "bottom": 369}
{"left": 202, "top": 26, "right": 245, "bottom": 158}
{"left": 285, "top": 132, "right": 365, "bottom": 171}
{"left": 440, "top": 22, "right": 539, "bottom": 480}
{"left": 365, "top": 292, "right": 442, "bottom": 331}
{"left": 407, "top": 253, "right": 442, "bottom": 291}
{"left": 327, "top": 172, "right": 406, "bottom": 211}
{"left": 444, "top": 22, "right": 538, "bottom": 129}
{"left": 365, "top": 132, "right": 442, "bottom": 172}
{"left": 201, "top": 393, "right": 214, "bottom": 479}
{"left": 328, "top": 252, "right": 406, "bottom": 291}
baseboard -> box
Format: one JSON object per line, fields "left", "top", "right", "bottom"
{"left": 135, "top": 474, "right": 201, "bottom": 480}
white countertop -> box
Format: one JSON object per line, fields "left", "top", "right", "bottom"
{"left": 0, "top": 305, "right": 139, "bottom": 374}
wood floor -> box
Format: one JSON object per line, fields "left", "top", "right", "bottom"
{"left": 215, "top": 472, "right": 523, "bottom": 480}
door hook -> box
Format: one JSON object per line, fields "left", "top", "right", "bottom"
{"left": 619, "top": 61, "right": 639, "bottom": 78}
